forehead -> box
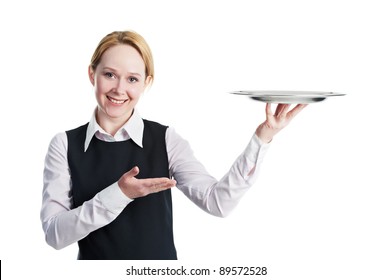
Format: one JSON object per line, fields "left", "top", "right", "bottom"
{"left": 99, "top": 44, "right": 145, "bottom": 73}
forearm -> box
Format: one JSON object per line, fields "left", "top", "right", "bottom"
{"left": 170, "top": 130, "right": 269, "bottom": 217}
{"left": 202, "top": 134, "right": 269, "bottom": 217}
{"left": 42, "top": 196, "right": 116, "bottom": 250}
{"left": 41, "top": 182, "right": 131, "bottom": 250}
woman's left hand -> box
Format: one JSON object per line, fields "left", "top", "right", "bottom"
{"left": 256, "top": 103, "right": 307, "bottom": 143}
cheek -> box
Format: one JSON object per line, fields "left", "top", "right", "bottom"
{"left": 95, "top": 80, "right": 110, "bottom": 95}
{"left": 128, "top": 85, "right": 145, "bottom": 99}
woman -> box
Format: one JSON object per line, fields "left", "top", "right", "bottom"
{"left": 40, "top": 30, "right": 306, "bottom": 260}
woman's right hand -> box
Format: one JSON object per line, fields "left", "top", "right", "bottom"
{"left": 118, "top": 166, "right": 176, "bottom": 199}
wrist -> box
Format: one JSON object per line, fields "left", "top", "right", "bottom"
{"left": 256, "top": 125, "right": 273, "bottom": 143}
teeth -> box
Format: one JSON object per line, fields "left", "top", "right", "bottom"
{"left": 108, "top": 97, "right": 126, "bottom": 104}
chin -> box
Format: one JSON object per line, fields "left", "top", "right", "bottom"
{"left": 102, "top": 107, "right": 130, "bottom": 118}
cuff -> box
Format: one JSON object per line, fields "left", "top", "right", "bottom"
{"left": 243, "top": 133, "right": 271, "bottom": 163}
{"left": 97, "top": 182, "right": 133, "bottom": 215}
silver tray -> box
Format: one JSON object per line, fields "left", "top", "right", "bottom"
{"left": 230, "top": 90, "right": 345, "bottom": 104}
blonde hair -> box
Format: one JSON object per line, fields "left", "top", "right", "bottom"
{"left": 90, "top": 31, "right": 154, "bottom": 83}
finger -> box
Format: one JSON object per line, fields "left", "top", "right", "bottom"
{"left": 141, "top": 178, "right": 176, "bottom": 189}
{"left": 265, "top": 103, "right": 273, "bottom": 117}
{"left": 280, "top": 104, "right": 291, "bottom": 115}
{"left": 127, "top": 166, "right": 140, "bottom": 178}
{"left": 153, "top": 179, "right": 177, "bottom": 188}
{"left": 150, "top": 179, "right": 177, "bottom": 193}
{"left": 286, "top": 104, "right": 307, "bottom": 119}
{"left": 275, "top": 104, "right": 290, "bottom": 117}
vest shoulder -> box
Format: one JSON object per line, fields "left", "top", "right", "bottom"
{"left": 66, "top": 123, "right": 89, "bottom": 137}
{"left": 143, "top": 119, "right": 169, "bottom": 131}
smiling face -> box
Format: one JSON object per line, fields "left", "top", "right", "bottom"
{"left": 89, "top": 44, "right": 151, "bottom": 130}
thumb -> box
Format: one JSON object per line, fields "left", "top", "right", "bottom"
{"left": 127, "top": 166, "right": 140, "bottom": 178}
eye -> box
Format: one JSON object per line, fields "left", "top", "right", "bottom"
{"left": 104, "top": 72, "right": 115, "bottom": 79}
{"left": 128, "top": 77, "right": 139, "bottom": 83}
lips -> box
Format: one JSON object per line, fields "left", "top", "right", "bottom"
{"left": 107, "top": 96, "right": 128, "bottom": 104}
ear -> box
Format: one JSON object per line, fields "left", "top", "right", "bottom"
{"left": 144, "top": 75, "right": 152, "bottom": 89}
{"left": 88, "top": 66, "right": 95, "bottom": 86}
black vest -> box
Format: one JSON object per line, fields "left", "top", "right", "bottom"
{"left": 66, "top": 120, "right": 177, "bottom": 260}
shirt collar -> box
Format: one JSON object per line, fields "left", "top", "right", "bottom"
{"left": 84, "top": 109, "right": 144, "bottom": 152}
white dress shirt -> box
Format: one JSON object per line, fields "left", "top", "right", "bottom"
{"left": 40, "top": 110, "right": 270, "bottom": 250}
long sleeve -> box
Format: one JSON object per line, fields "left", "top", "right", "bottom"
{"left": 40, "top": 133, "right": 132, "bottom": 250}
{"left": 166, "top": 127, "right": 270, "bottom": 217}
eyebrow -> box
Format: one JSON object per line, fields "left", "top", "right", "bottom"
{"left": 102, "top": 67, "right": 142, "bottom": 77}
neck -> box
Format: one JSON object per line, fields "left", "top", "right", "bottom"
{"left": 96, "top": 108, "right": 134, "bottom": 136}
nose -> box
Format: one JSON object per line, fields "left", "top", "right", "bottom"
{"left": 114, "top": 78, "right": 127, "bottom": 95}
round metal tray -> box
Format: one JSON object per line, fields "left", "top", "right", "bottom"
{"left": 230, "top": 90, "right": 345, "bottom": 104}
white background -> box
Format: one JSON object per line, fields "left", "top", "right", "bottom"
{"left": 1, "top": 0, "right": 390, "bottom": 279}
